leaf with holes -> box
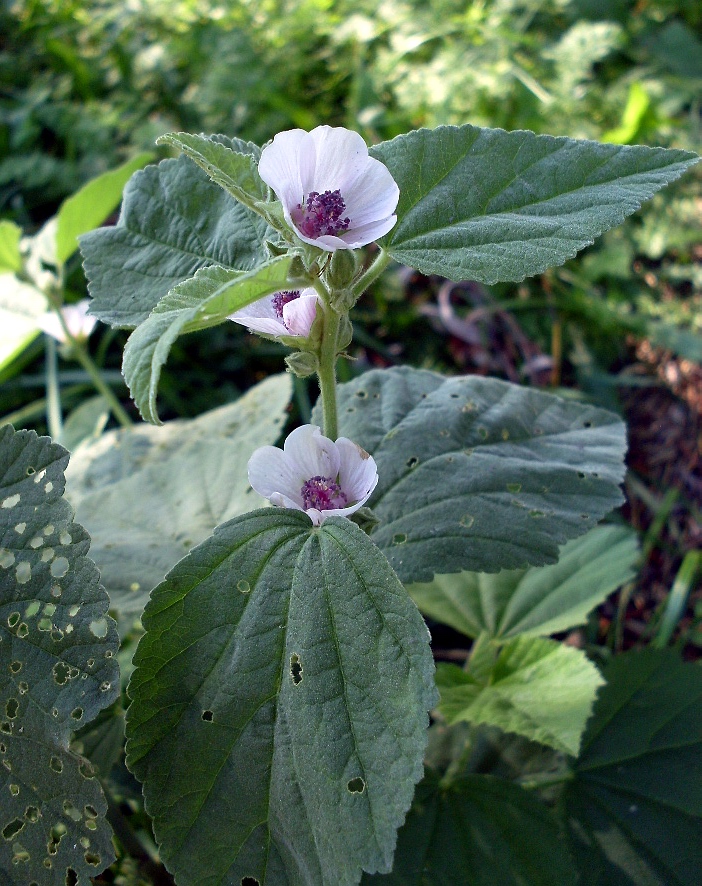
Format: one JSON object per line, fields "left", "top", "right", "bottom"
{"left": 314, "top": 367, "right": 626, "bottom": 584}
{"left": 126, "top": 510, "right": 437, "bottom": 886}
{"left": 562, "top": 649, "right": 702, "bottom": 885}
{"left": 157, "top": 132, "right": 268, "bottom": 206}
{"left": 65, "top": 373, "right": 291, "bottom": 624}
{"left": 370, "top": 125, "right": 699, "bottom": 282}
{"left": 0, "top": 425, "right": 119, "bottom": 885}
{"left": 122, "top": 256, "right": 293, "bottom": 423}
{"left": 79, "top": 137, "right": 273, "bottom": 328}
{"left": 436, "top": 636, "right": 604, "bottom": 755}
{"left": 363, "top": 771, "right": 577, "bottom": 885}
{"left": 408, "top": 525, "right": 638, "bottom": 640}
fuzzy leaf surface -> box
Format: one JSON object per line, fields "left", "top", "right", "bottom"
{"left": 158, "top": 132, "right": 268, "bottom": 204}
{"left": 563, "top": 649, "right": 702, "bottom": 886}
{"left": 321, "top": 367, "right": 627, "bottom": 584}
{"left": 408, "top": 525, "right": 638, "bottom": 639}
{"left": 370, "top": 125, "right": 699, "bottom": 282}
{"left": 122, "top": 256, "right": 292, "bottom": 422}
{"left": 0, "top": 426, "right": 119, "bottom": 884}
{"left": 79, "top": 139, "right": 272, "bottom": 328}
{"left": 363, "top": 772, "right": 577, "bottom": 885}
{"left": 126, "top": 510, "right": 436, "bottom": 886}
{"left": 436, "top": 636, "right": 604, "bottom": 755}
{"left": 65, "top": 374, "right": 291, "bottom": 623}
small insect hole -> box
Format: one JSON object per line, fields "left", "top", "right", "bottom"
{"left": 290, "top": 654, "right": 303, "bottom": 686}
{"left": 2, "top": 818, "right": 24, "bottom": 839}
{"left": 347, "top": 777, "right": 365, "bottom": 793}
{"left": 241, "top": 878, "right": 260, "bottom": 886}
{"left": 406, "top": 456, "right": 419, "bottom": 469}
{"left": 201, "top": 710, "right": 214, "bottom": 722}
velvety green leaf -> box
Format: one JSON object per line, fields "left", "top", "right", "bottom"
{"left": 122, "top": 256, "right": 292, "bottom": 422}
{"left": 436, "top": 637, "right": 604, "bottom": 755}
{"left": 0, "top": 221, "right": 22, "bottom": 273}
{"left": 79, "top": 143, "right": 273, "bottom": 328}
{"left": 408, "top": 525, "right": 638, "bottom": 639}
{"left": 158, "top": 132, "right": 268, "bottom": 205}
{"left": 370, "top": 126, "right": 699, "bottom": 283}
{"left": 364, "top": 772, "right": 577, "bottom": 885}
{"left": 563, "top": 649, "right": 702, "bottom": 886}
{"left": 55, "top": 153, "right": 152, "bottom": 266}
{"left": 126, "top": 510, "right": 436, "bottom": 886}
{"left": 323, "top": 367, "right": 627, "bottom": 584}
{"left": 0, "top": 275, "right": 47, "bottom": 372}
{"left": 0, "top": 426, "right": 119, "bottom": 884}
{"left": 65, "top": 374, "right": 291, "bottom": 624}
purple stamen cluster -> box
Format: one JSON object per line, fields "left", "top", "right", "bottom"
{"left": 301, "top": 475, "right": 348, "bottom": 511}
{"left": 295, "top": 190, "right": 350, "bottom": 238}
{"left": 272, "top": 290, "right": 301, "bottom": 320}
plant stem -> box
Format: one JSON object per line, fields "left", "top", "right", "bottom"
{"left": 45, "top": 337, "right": 63, "bottom": 439}
{"left": 352, "top": 248, "right": 391, "bottom": 298}
{"left": 439, "top": 733, "right": 475, "bottom": 789}
{"left": 317, "top": 304, "right": 340, "bottom": 439}
{"left": 71, "top": 344, "right": 132, "bottom": 428}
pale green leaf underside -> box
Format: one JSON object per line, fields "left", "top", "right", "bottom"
{"left": 0, "top": 221, "right": 22, "bottom": 273}
{"left": 55, "top": 152, "right": 153, "bottom": 266}
{"left": 0, "top": 275, "right": 47, "bottom": 373}
{"left": 322, "top": 367, "right": 627, "bottom": 584}
{"left": 122, "top": 256, "right": 292, "bottom": 423}
{"left": 408, "top": 524, "right": 638, "bottom": 640}
{"left": 126, "top": 510, "right": 436, "bottom": 886}
{"left": 79, "top": 141, "right": 273, "bottom": 328}
{"left": 564, "top": 650, "right": 702, "bottom": 885}
{"left": 0, "top": 426, "right": 119, "bottom": 884}
{"left": 436, "top": 637, "right": 604, "bottom": 755}
{"left": 65, "top": 373, "right": 292, "bottom": 623}
{"left": 363, "top": 772, "right": 577, "bottom": 885}
{"left": 158, "top": 132, "right": 268, "bottom": 205}
{"left": 371, "top": 125, "right": 699, "bottom": 283}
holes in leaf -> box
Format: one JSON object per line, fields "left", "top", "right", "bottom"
{"left": 15, "top": 562, "right": 31, "bottom": 584}
{"left": 24, "top": 601, "right": 40, "bottom": 618}
{"left": 24, "top": 806, "right": 39, "bottom": 823}
{"left": 12, "top": 845, "right": 30, "bottom": 864}
{"left": 84, "top": 852, "right": 101, "bottom": 866}
{"left": 66, "top": 868, "right": 78, "bottom": 886}
{"left": 50, "top": 584, "right": 62, "bottom": 598}
{"left": 80, "top": 837, "right": 90, "bottom": 849}
{"left": 16, "top": 623, "right": 28, "bottom": 639}
{"left": 62, "top": 800, "right": 81, "bottom": 822}
{"left": 1, "top": 722, "right": 13, "bottom": 735}
{"left": 347, "top": 777, "right": 365, "bottom": 794}
{"left": 290, "top": 654, "right": 303, "bottom": 686}
{"left": 14, "top": 522, "right": 26, "bottom": 534}
{"left": 53, "top": 662, "right": 71, "bottom": 685}
{"left": 48, "top": 822, "right": 67, "bottom": 855}
{"left": 477, "top": 427, "right": 488, "bottom": 439}
{"left": 1, "top": 494, "right": 20, "bottom": 508}
{"left": 50, "top": 756, "right": 63, "bottom": 774}
{"left": 5, "top": 698, "right": 19, "bottom": 719}
{"left": 79, "top": 760, "right": 94, "bottom": 779}
{"left": 26, "top": 466, "right": 35, "bottom": 476}
{"left": 89, "top": 618, "right": 108, "bottom": 638}
{"left": 201, "top": 710, "right": 214, "bottom": 722}
{"left": 577, "top": 471, "right": 586, "bottom": 479}
{"left": 18, "top": 682, "right": 28, "bottom": 695}
{"left": 460, "top": 514, "right": 474, "bottom": 528}
{"left": 68, "top": 604, "right": 79, "bottom": 617}
{"left": 583, "top": 420, "right": 593, "bottom": 428}
{"left": 84, "top": 819, "right": 97, "bottom": 831}
{"left": 406, "top": 456, "right": 419, "bottom": 469}
{"left": 37, "top": 618, "right": 52, "bottom": 632}
{"left": 237, "top": 579, "right": 251, "bottom": 594}
{"left": 506, "top": 483, "right": 521, "bottom": 493}
{"left": 241, "top": 878, "right": 260, "bottom": 886}
{"left": 83, "top": 806, "right": 97, "bottom": 819}
{"left": 99, "top": 681, "right": 111, "bottom": 692}
{"left": 449, "top": 393, "right": 459, "bottom": 399}
{"left": 59, "top": 531, "right": 71, "bottom": 546}
{"left": 50, "top": 557, "right": 69, "bottom": 579}
{"left": 70, "top": 708, "right": 83, "bottom": 722}
{"left": 29, "top": 536, "right": 43, "bottom": 549}
{"left": 2, "top": 818, "right": 24, "bottom": 839}
{"left": 9, "top": 661, "right": 21, "bottom": 674}
{"left": 0, "top": 549, "right": 15, "bottom": 569}
{"left": 9, "top": 784, "right": 20, "bottom": 796}
{"left": 392, "top": 533, "right": 407, "bottom": 545}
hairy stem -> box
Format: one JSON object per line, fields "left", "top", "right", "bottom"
{"left": 352, "top": 247, "right": 391, "bottom": 298}
{"left": 317, "top": 304, "right": 340, "bottom": 440}
{"left": 45, "top": 337, "right": 63, "bottom": 439}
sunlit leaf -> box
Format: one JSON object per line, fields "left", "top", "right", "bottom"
{"left": 371, "top": 125, "right": 698, "bottom": 282}
{"left": 0, "top": 221, "right": 22, "bottom": 273}
{"left": 126, "top": 510, "right": 436, "bottom": 885}
{"left": 0, "top": 275, "right": 47, "bottom": 373}
{"left": 0, "top": 426, "right": 119, "bottom": 884}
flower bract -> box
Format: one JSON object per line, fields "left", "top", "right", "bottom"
{"left": 258, "top": 125, "right": 399, "bottom": 251}
{"left": 37, "top": 299, "right": 98, "bottom": 344}
{"left": 248, "top": 424, "right": 378, "bottom": 526}
{"left": 228, "top": 287, "right": 320, "bottom": 338}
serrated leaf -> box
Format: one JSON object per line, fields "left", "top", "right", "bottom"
{"left": 563, "top": 649, "right": 702, "bottom": 886}
{"left": 158, "top": 132, "right": 268, "bottom": 205}
{"left": 363, "top": 772, "right": 577, "bottom": 885}
{"left": 55, "top": 152, "right": 153, "bottom": 266}
{"left": 0, "top": 425, "right": 119, "bottom": 884}
{"left": 320, "top": 367, "right": 626, "bottom": 584}
{"left": 436, "top": 637, "right": 604, "bottom": 755}
{"left": 126, "top": 510, "right": 436, "bottom": 886}
{"left": 0, "top": 221, "right": 22, "bottom": 273}
{"left": 122, "top": 256, "right": 292, "bottom": 422}
{"left": 408, "top": 525, "right": 638, "bottom": 640}
{"left": 79, "top": 142, "right": 273, "bottom": 328}
{"left": 370, "top": 126, "right": 699, "bottom": 283}
{"left": 65, "top": 374, "right": 292, "bottom": 624}
{"left": 0, "top": 275, "right": 47, "bottom": 373}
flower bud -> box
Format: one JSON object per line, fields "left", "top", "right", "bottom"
{"left": 285, "top": 350, "right": 319, "bottom": 377}
{"left": 326, "top": 249, "right": 359, "bottom": 289}
{"left": 337, "top": 314, "right": 354, "bottom": 351}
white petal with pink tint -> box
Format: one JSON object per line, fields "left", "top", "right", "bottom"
{"left": 228, "top": 288, "right": 319, "bottom": 339}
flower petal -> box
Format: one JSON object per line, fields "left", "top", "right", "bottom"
{"left": 258, "top": 129, "right": 315, "bottom": 208}
{"left": 342, "top": 158, "right": 400, "bottom": 227}
{"left": 282, "top": 292, "right": 319, "bottom": 336}
{"left": 308, "top": 126, "right": 370, "bottom": 193}
{"left": 336, "top": 438, "right": 379, "bottom": 503}
{"left": 283, "top": 424, "right": 340, "bottom": 480}
{"left": 248, "top": 445, "right": 305, "bottom": 506}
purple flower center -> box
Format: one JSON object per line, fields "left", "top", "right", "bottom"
{"left": 272, "top": 290, "right": 300, "bottom": 320}
{"left": 301, "top": 475, "right": 348, "bottom": 511}
{"left": 294, "top": 190, "right": 350, "bottom": 239}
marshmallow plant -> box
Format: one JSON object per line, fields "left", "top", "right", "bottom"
{"left": 47, "top": 124, "right": 696, "bottom": 886}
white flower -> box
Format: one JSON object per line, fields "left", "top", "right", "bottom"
{"left": 258, "top": 125, "right": 399, "bottom": 252}
{"left": 228, "top": 288, "right": 319, "bottom": 338}
{"left": 37, "top": 299, "right": 98, "bottom": 343}
{"left": 248, "top": 424, "right": 378, "bottom": 526}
